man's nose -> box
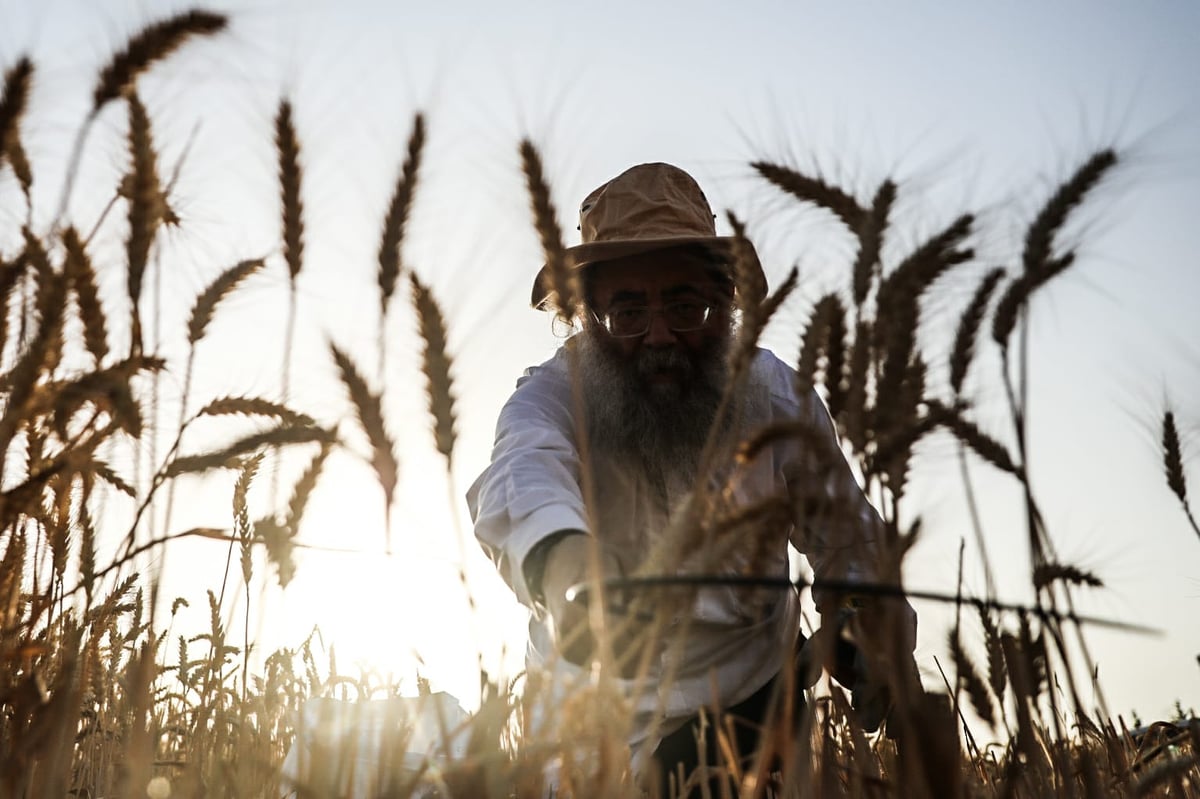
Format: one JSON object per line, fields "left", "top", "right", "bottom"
{"left": 643, "top": 311, "right": 678, "bottom": 347}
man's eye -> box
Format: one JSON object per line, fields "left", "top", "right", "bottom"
{"left": 666, "top": 302, "right": 707, "bottom": 323}
{"left": 611, "top": 308, "right": 647, "bottom": 323}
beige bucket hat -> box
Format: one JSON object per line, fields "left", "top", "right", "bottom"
{"left": 530, "top": 162, "right": 764, "bottom": 309}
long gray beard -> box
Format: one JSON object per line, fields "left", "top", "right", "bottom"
{"left": 574, "top": 331, "right": 730, "bottom": 498}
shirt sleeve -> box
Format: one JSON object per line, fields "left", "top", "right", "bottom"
{"left": 466, "top": 350, "right": 591, "bottom": 607}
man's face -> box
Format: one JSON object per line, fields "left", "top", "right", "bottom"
{"left": 584, "top": 248, "right": 733, "bottom": 397}
{"left": 575, "top": 247, "right": 734, "bottom": 490}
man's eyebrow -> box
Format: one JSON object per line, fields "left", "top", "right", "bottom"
{"left": 608, "top": 289, "right": 647, "bottom": 305}
{"left": 662, "top": 285, "right": 709, "bottom": 300}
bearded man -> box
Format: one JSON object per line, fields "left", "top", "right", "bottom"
{"left": 468, "top": 163, "right": 917, "bottom": 797}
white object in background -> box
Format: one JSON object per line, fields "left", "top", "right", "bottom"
{"left": 279, "top": 692, "right": 472, "bottom": 798}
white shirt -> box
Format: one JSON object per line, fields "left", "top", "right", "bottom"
{"left": 467, "top": 344, "right": 891, "bottom": 759}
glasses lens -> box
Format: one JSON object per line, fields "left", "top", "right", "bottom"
{"left": 608, "top": 307, "right": 651, "bottom": 337}
{"left": 664, "top": 302, "right": 710, "bottom": 331}
{"left": 601, "top": 302, "right": 714, "bottom": 337}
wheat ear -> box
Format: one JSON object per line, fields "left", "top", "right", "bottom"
{"left": 0, "top": 56, "right": 32, "bottom": 163}
{"left": 852, "top": 179, "right": 895, "bottom": 307}
{"left": 1162, "top": 409, "right": 1199, "bottom": 540}
{"left": 378, "top": 113, "right": 425, "bottom": 315}
{"left": 0, "top": 56, "right": 34, "bottom": 206}
{"left": 949, "top": 267, "right": 1005, "bottom": 396}
{"left": 948, "top": 631, "right": 996, "bottom": 730}
{"left": 751, "top": 161, "right": 864, "bottom": 230}
{"left": 62, "top": 227, "right": 110, "bottom": 366}
{"left": 92, "top": 10, "right": 227, "bottom": 112}
{"left": 275, "top": 101, "right": 304, "bottom": 284}
{"left": 1023, "top": 149, "right": 1117, "bottom": 275}
{"left": 124, "top": 92, "right": 162, "bottom": 355}
{"left": 519, "top": 139, "right": 573, "bottom": 318}
{"left": 410, "top": 273, "right": 457, "bottom": 464}
{"left": 186, "top": 258, "right": 264, "bottom": 347}
{"left": 330, "top": 344, "right": 398, "bottom": 551}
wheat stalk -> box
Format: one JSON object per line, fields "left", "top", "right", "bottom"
{"left": 165, "top": 423, "right": 333, "bottom": 478}
{"left": 1032, "top": 563, "right": 1103, "bottom": 591}
{"left": 378, "top": 113, "right": 425, "bottom": 316}
{"left": 948, "top": 630, "right": 996, "bottom": 730}
{"left": 1161, "top": 409, "right": 1199, "bottom": 540}
{"left": 124, "top": 93, "right": 162, "bottom": 355}
{"left": 751, "top": 161, "right": 864, "bottom": 230}
{"left": 284, "top": 442, "right": 331, "bottom": 535}
{"left": 186, "top": 259, "right": 264, "bottom": 347}
{"left": 0, "top": 252, "right": 26, "bottom": 360}
{"left": 0, "top": 56, "right": 32, "bottom": 154}
{"left": 0, "top": 56, "right": 33, "bottom": 199}
{"left": 1023, "top": 149, "right": 1117, "bottom": 275}
{"left": 330, "top": 344, "right": 398, "bottom": 550}
{"left": 62, "top": 227, "right": 110, "bottom": 366}
{"left": 197, "top": 396, "right": 313, "bottom": 428}
{"left": 409, "top": 273, "right": 457, "bottom": 464}
{"left": 852, "top": 179, "right": 895, "bottom": 308}
{"left": 92, "top": 10, "right": 227, "bottom": 112}
{"left": 949, "top": 267, "right": 1005, "bottom": 396}
{"left": 0, "top": 234, "right": 66, "bottom": 459}
{"left": 519, "top": 139, "right": 573, "bottom": 318}
{"left": 275, "top": 101, "right": 304, "bottom": 284}
{"left": 796, "top": 294, "right": 845, "bottom": 396}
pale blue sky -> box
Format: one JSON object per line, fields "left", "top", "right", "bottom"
{"left": 2, "top": 1, "right": 1198, "bottom": 722}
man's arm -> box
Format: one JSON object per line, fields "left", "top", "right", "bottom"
{"left": 467, "top": 354, "right": 593, "bottom": 608}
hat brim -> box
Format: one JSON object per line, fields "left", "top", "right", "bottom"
{"left": 530, "top": 235, "right": 763, "bottom": 309}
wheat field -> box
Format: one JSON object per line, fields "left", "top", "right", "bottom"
{"left": 0, "top": 6, "right": 1197, "bottom": 798}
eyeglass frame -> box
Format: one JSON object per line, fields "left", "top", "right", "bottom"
{"left": 588, "top": 299, "right": 718, "bottom": 338}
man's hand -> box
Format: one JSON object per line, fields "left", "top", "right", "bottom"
{"left": 540, "top": 534, "right": 634, "bottom": 669}
{"left": 804, "top": 597, "right": 920, "bottom": 733}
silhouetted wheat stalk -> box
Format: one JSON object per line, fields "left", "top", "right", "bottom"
{"left": 378, "top": 114, "right": 425, "bottom": 381}
{"left": 1162, "top": 408, "right": 1199, "bottom": 540}
{"left": 53, "top": 9, "right": 227, "bottom": 229}
{"left": 330, "top": 343, "right": 398, "bottom": 553}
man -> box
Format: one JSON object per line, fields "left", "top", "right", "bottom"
{"left": 468, "top": 163, "right": 916, "bottom": 797}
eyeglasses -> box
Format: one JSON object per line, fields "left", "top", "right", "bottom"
{"left": 591, "top": 301, "right": 715, "bottom": 338}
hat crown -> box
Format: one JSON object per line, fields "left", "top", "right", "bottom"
{"left": 579, "top": 163, "right": 717, "bottom": 245}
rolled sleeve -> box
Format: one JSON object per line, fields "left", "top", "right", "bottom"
{"left": 467, "top": 352, "right": 591, "bottom": 606}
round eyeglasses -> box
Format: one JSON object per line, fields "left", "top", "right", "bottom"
{"left": 591, "top": 301, "right": 715, "bottom": 338}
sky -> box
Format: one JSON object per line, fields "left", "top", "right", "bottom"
{"left": 2, "top": 0, "right": 1199, "bottom": 725}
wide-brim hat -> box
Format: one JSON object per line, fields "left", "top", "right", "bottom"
{"left": 530, "top": 162, "right": 765, "bottom": 309}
